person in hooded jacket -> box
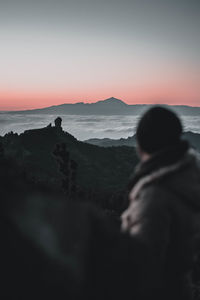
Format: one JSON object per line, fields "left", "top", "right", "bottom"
{"left": 121, "top": 106, "right": 200, "bottom": 300}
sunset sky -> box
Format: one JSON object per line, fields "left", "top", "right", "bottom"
{"left": 0, "top": 0, "right": 199, "bottom": 110}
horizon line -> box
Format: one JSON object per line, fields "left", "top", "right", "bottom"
{"left": 1, "top": 97, "right": 200, "bottom": 112}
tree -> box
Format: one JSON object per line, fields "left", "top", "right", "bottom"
{"left": 53, "top": 143, "right": 78, "bottom": 200}
{"left": 0, "top": 142, "right": 4, "bottom": 160}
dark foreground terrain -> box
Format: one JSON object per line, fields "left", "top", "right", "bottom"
{"left": 1, "top": 121, "right": 200, "bottom": 300}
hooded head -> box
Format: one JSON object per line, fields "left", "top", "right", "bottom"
{"left": 136, "top": 106, "right": 183, "bottom": 160}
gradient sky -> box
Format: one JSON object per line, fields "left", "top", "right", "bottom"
{"left": 0, "top": 0, "right": 199, "bottom": 110}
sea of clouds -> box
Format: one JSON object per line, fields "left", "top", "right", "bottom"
{"left": 0, "top": 114, "right": 200, "bottom": 141}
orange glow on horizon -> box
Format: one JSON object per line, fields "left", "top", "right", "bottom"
{"left": 0, "top": 86, "right": 199, "bottom": 110}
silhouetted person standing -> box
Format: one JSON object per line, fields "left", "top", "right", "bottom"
{"left": 121, "top": 107, "right": 200, "bottom": 300}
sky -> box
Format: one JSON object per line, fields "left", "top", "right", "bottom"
{"left": 0, "top": 0, "right": 199, "bottom": 110}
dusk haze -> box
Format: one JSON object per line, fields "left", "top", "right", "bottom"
{"left": 0, "top": 0, "right": 199, "bottom": 110}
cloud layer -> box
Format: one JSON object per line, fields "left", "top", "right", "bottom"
{"left": 0, "top": 114, "right": 199, "bottom": 140}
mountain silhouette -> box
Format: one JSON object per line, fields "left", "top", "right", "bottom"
{"left": 7, "top": 97, "right": 132, "bottom": 115}
{"left": 85, "top": 132, "right": 200, "bottom": 152}
{"left": 85, "top": 136, "right": 136, "bottom": 147}
{"left": 6, "top": 97, "right": 200, "bottom": 116}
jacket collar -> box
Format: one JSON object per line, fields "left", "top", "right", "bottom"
{"left": 128, "top": 140, "right": 189, "bottom": 192}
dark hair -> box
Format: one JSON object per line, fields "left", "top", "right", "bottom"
{"left": 136, "top": 106, "right": 183, "bottom": 154}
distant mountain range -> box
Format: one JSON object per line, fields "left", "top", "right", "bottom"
{"left": 85, "top": 132, "right": 200, "bottom": 151}
{"left": 85, "top": 136, "right": 137, "bottom": 147}
{"left": 6, "top": 97, "right": 200, "bottom": 115}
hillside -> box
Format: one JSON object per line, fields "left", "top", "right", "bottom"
{"left": 1, "top": 123, "right": 138, "bottom": 194}
{"left": 85, "top": 132, "right": 200, "bottom": 152}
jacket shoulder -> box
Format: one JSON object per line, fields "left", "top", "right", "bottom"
{"left": 131, "top": 183, "right": 174, "bottom": 207}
